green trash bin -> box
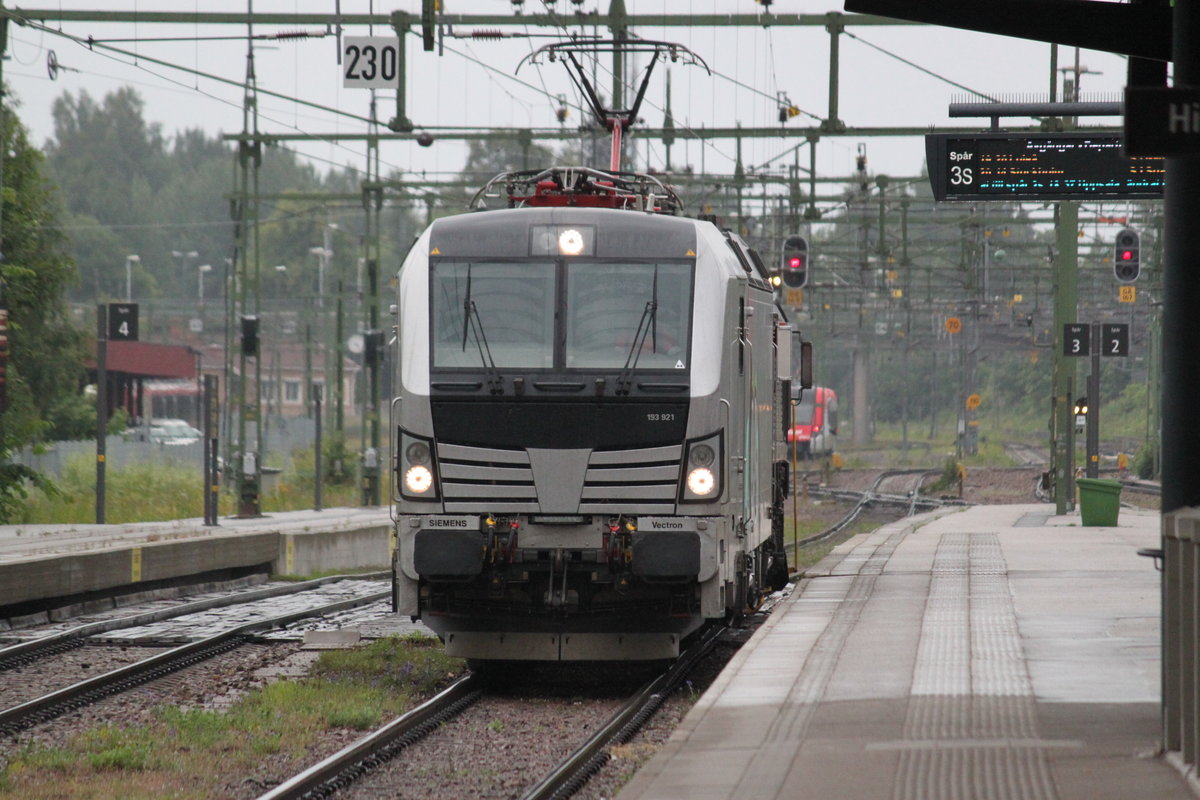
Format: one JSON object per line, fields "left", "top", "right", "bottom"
{"left": 1077, "top": 477, "right": 1122, "bottom": 526}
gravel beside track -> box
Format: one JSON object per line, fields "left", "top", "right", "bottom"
{"left": 0, "top": 642, "right": 296, "bottom": 777}
{"left": 341, "top": 689, "right": 625, "bottom": 799}
{"left": 575, "top": 635, "right": 745, "bottom": 800}
{"left": 822, "top": 466, "right": 1047, "bottom": 505}
{"left": 0, "top": 632, "right": 737, "bottom": 800}
{"left": 0, "top": 643, "right": 168, "bottom": 709}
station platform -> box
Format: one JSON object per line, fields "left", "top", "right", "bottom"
{"left": 620, "top": 503, "right": 1189, "bottom": 800}
{"left": 0, "top": 508, "right": 393, "bottom": 623}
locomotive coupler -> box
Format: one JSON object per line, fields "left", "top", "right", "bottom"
{"left": 605, "top": 517, "right": 636, "bottom": 593}
{"left": 484, "top": 516, "right": 519, "bottom": 598}
{"left": 547, "top": 548, "right": 571, "bottom": 608}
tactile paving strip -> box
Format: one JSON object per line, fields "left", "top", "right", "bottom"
{"left": 892, "top": 532, "right": 1059, "bottom": 800}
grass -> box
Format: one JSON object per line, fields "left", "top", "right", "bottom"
{"left": 847, "top": 388, "right": 1155, "bottom": 472}
{"left": 0, "top": 634, "right": 464, "bottom": 800}
{"left": 14, "top": 453, "right": 360, "bottom": 525}
{"left": 788, "top": 519, "right": 883, "bottom": 571}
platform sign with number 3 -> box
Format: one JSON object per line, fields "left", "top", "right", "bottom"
{"left": 1063, "top": 323, "right": 1089, "bottom": 356}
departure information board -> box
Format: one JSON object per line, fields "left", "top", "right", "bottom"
{"left": 925, "top": 132, "right": 1164, "bottom": 201}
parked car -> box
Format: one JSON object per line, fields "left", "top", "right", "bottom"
{"left": 148, "top": 418, "right": 202, "bottom": 446}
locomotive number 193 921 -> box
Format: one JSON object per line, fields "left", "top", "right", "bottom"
{"left": 646, "top": 412, "right": 675, "bottom": 422}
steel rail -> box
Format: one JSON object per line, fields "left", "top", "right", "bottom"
{"left": 907, "top": 471, "right": 939, "bottom": 516}
{"left": 0, "top": 572, "right": 389, "bottom": 672}
{"left": 793, "top": 468, "right": 940, "bottom": 551}
{"left": 1120, "top": 478, "right": 1162, "bottom": 496}
{"left": 255, "top": 673, "right": 484, "bottom": 800}
{"left": 0, "top": 588, "right": 389, "bottom": 737}
{"left": 520, "top": 623, "right": 726, "bottom": 800}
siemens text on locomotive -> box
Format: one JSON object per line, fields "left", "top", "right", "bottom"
{"left": 390, "top": 167, "right": 806, "bottom": 661}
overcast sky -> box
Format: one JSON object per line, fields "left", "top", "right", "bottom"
{"left": 2, "top": 1, "right": 1135, "bottom": 192}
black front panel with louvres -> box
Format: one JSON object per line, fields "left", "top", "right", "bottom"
{"left": 430, "top": 400, "right": 688, "bottom": 450}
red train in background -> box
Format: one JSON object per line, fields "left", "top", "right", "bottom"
{"left": 788, "top": 385, "right": 838, "bottom": 460}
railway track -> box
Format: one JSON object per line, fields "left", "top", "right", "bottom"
{"left": 791, "top": 468, "right": 961, "bottom": 553}
{"left": 255, "top": 624, "right": 727, "bottom": 800}
{"left": 1004, "top": 441, "right": 1048, "bottom": 466}
{"left": 0, "top": 578, "right": 389, "bottom": 737}
{"left": 1121, "top": 477, "right": 1161, "bottom": 496}
{"left": 0, "top": 572, "right": 389, "bottom": 671}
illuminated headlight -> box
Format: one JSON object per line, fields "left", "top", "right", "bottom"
{"left": 681, "top": 432, "right": 722, "bottom": 502}
{"left": 398, "top": 429, "right": 439, "bottom": 500}
{"left": 558, "top": 228, "right": 585, "bottom": 255}
{"left": 686, "top": 467, "right": 716, "bottom": 496}
{"left": 405, "top": 465, "right": 434, "bottom": 494}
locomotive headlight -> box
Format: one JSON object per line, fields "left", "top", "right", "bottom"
{"left": 681, "top": 432, "right": 723, "bottom": 502}
{"left": 689, "top": 444, "right": 715, "bottom": 467}
{"left": 406, "top": 441, "right": 431, "bottom": 465}
{"left": 405, "top": 465, "right": 434, "bottom": 494}
{"left": 398, "top": 429, "right": 439, "bottom": 500}
{"left": 686, "top": 467, "right": 716, "bottom": 496}
{"left": 558, "top": 228, "right": 585, "bottom": 256}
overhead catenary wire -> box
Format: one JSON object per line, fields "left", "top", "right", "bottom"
{"left": 4, "top": 24, "right": 416, "bottom": 179}
{"left": 6, "top": 8, "right": 1033, "bottom": 224}
{"left": 842, "top": 30, "right": 999, "bottom": 104}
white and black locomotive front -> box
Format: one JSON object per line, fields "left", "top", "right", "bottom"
{"left": 392, "top": 203, "right": 787, "bottom": 661}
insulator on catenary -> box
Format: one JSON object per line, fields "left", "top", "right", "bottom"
{"left": 469, "top": 30, "right": 506, "bottom": 39}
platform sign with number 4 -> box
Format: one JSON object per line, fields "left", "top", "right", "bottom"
{"left": 107, "top": 303, "right": 138, "bottom": 341}
{"left": 342, "top": 36, "right": 400, "bottom": 88}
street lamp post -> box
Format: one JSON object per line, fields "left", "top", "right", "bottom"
{"left": 198, "top": 263, "right": 212, "bottom": 307}
{"left": 125, "top": 254, "right": 140, "bottom": 301}
{"left": 308, "top": 246, "right": 331, "bottom": 309}
{"left": 172, "top": 249, "right": 199, "bottom": 290}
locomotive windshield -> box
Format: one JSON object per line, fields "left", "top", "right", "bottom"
{"left": 431, "top": 261, "right": 556, "bottom": 369}
{"left": 430, "top": 259, "right": 693, "bottom": 372}
{"left": 565, "top": 262, "right": 691, "bottom": 369}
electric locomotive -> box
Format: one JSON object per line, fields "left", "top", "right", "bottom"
{"left": 390, "top": 166, "right": 803, "bottom": 661}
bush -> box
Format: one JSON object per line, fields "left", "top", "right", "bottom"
{"left": 1134, "top": 441, "right": 1157, "bottom": 480}
{"left": 322, "top": 432, "right": 355, "bottom": 485}
{"left": 924, "top": 457, "right": 963, "bottom": 495}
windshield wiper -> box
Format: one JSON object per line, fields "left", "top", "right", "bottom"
{"left": 459, "top": 265, "right": 504, "bottom": 395}
{"left": 615, "top": 267, "right": 658, "bottom": 396}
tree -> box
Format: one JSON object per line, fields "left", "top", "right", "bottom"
{"left": 0, "top": 99, "right": 89, "bottom": 521}
{"left": 45, "top": 87, "right": 423, "bottom": 304}
{"left": 459, "top": 132, "right": 557, "bottom": 185}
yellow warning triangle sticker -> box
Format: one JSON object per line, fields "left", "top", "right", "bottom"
{"left": 430, "top": 247, "right": 441, "bottom": 255}
{"left": 685, "top": 249, "right": 696, "bottom": 256}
